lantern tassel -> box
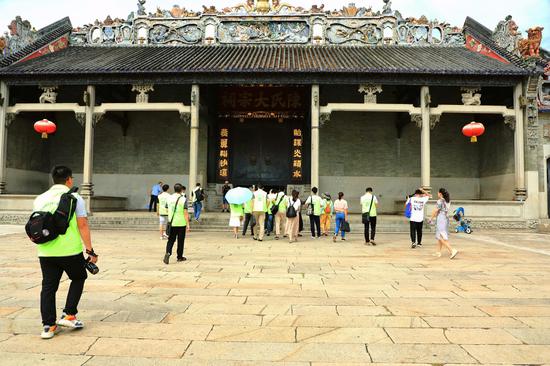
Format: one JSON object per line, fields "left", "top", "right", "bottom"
{"left": 470, "top": 136, "right": 477, "bottom": 143}
{"left": 41, "top": 133, "right": 48, "bottom": 139}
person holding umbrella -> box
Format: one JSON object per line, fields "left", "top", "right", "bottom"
{"left": 229, "top": 203, "right": 244, "bottom": 238}
{"left": 225, "top": 186, "right": 254, "bottom": 240}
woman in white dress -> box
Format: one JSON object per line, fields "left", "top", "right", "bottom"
{"left": 229, "top": 203, "right": 244, "bottom": 239}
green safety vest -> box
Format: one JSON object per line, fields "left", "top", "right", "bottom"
{"left": 167, "top": 193, "right": 188, "bottom": 227}
{"left": 230, "top": 203, "right": 244, "bottom": 217}
{"left": 244, "top": 199, "right": 253, "bottom": 214}
{"left": 361, "top": 194, "right": 377, "bottom": 216}
{"left": 309, "top": 195, "right": 323, "bottom": 216}
{"left": 158, "top": 192, "right": 170, "bottom": 216}
{"left": 33, "top": 185, "right": 83, "bottom": 258}
{"left": 276, "top": 193, "right": 287, "bottom": 212}
{"left": 253, "top": 191, "right": 268, "bottom": 212}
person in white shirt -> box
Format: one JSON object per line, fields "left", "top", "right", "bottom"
{"left": 360, "top": 187, "right": 379, "bottom": 245}
{"left": 406, "top": 188, "right": 431, "bottom": 248}
{"left": 252, "top": 184, "right": 268, "bottom": 241}
{"left": 333, "top": 192, "right": 349, "bottom": 242}
{"left": 305, "top": 187, "right": 323, "bottom": 239}
{"left": 157, "top": 184, "right": 171, "bottom": 239}
{"left": 285, "top": 190, "right": 301, "bottom": 243}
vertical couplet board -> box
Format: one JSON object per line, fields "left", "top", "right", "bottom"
{"left": 217, "top": 126, "right": 230, "bottom": 181}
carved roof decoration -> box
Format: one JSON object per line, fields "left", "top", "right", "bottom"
{"left": 67, "top": 0, "right": 465, "bottom": 47}
{"left": 0, "top": 17, "right": 72, "bottom": 67}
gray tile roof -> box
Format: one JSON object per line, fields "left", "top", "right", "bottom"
{"left": 0, "top": 44, "right": 529, "bottom": 77}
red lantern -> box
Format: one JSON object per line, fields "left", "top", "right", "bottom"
{"left": 34, "top": 119, "right": 57, "bottom": 139}
{"left": 462, "top": 122, "right": 485, "bottom": 143}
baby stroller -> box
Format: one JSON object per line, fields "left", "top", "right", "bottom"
{"left": 453, "top": 207, "right": 472, "bottom": 234}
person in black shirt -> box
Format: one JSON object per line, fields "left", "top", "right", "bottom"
{"left": 222, "top": 181, "right": 231, "bottom": 213}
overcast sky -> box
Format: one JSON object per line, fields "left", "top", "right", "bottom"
{"left": 0, "top": 0, "right": 549, "bottom": 49}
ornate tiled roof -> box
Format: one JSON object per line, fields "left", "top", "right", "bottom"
{"left": 0, "top": 17, "right": 73, "bottom": 67}
{"left": 0, "top": 44, "right": 528, "bottom": 77}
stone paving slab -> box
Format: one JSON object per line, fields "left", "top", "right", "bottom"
{"left": 1, "top": 229, "right": 550, "bottom": 364}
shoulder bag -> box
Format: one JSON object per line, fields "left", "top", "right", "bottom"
{"left": 270, "top": 194, "right": 285, "bottom": 216}
{"left": 165, "top": 196, "right": 182, "bottom": 236}
{"left": 362, "top": 196, "right": 375, "bottom": 224}
{"left": 305, "top": 196, "right": 313, "bottom": 216}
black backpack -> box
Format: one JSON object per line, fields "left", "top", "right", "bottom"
{"left": 196, "top": 188, "right": 204, "bottom": 202}
{"left": 25, "top": 187, "right": 79, "bottom": 244}
{"left": 286, "top": 199, "right": 297, "bottom": 218}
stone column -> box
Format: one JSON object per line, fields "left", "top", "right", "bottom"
{"left": 81, "top": 85, "right": 96, "bottom": 212}
{"left": 311, "top": 85, "right": 320, "bottom": 189}
{"left": 513, "top": 82, "right": 527, "bottom": 200}
{"left": 420, "top": 86, "right": 431, "bottom": 193}
{"left": 188, "top": 85, "right": 200, "bottom": 192}
{"left": 0, "top": 82, "right": 8, "bottom": 194}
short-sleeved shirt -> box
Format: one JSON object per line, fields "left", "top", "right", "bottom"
{"left": 333, "top": 199, "right": 348, "bottom": 212}
{"left": 287, "top": 197, "right": 301, "bottom": 213}
{"left": 360, "top": 193, "right": 378, "bottom": 216}
{"left": 158, "top": 192, "right": 171, "bottom": 216}
{"left": 222, "top": 184, "right": 231, "bottom": 196}
{"left": 74, "top": 194, "right": 87, "bottom": 218}
{"left": 253, "top": 189, "right": 268, "bottom": 212}
{"left": 151, "top": 184, "right": 162, "bottom": 196}
{"left": 305, "top": 195, "right": 323, "bottom": 216}
{"left": 407, "top": 196, "right": 429, "bottom": 223}
{"left": 167, "top": 193, "right": 188, "bottom": 227}
{"left": 275, "top": 192, "right": 287, "bottom": 212}
{"left": 230, "top": 203, "right": 244, "bottom": 217}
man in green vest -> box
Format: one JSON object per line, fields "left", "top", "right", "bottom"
{"left": 33, "top": 166, "right": 98, "bottom": 339}
{"left": 163, "top": 183, "right": 190, "bottom": 264}
{"left": 242, "top": 188, "right": 255, "bottom": 237}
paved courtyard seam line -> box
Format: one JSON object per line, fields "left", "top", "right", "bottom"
{"left": 469, "top": 235, "right": 550, "bottom": 256}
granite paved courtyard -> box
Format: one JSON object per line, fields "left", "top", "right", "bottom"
{"left": 1, "top": 228, "right": 550, "bottom": 365}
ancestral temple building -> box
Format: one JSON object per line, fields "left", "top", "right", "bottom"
{"left": 0, "top": 0, "right": 549, "bottom": 225}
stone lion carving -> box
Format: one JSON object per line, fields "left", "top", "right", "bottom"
{"left": 518, "top": 26, "right": 544, "bottom": 58}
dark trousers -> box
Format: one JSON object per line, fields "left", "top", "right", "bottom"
{"left": 364, "top": 216, "right": 377, "bottom": 242}
{"left": 309, "top": 215, "right": 321, "bottom": 237}
{"left": 166, "top": 226, "right": 186, "bottom": 259}
{"left": 410, "top": 221, "right": 424, "bottom": 244}
{"left": 149, "top": 195, "right": 158, "bottom": 212}
{"left": 242, "top": 213, "right": 255, "bottom": 236}
{"left": 266, "top": 214, "right": 274, "bottom": 234}
{"left": 39, "top": 253, "right": 87, "bottom": 326}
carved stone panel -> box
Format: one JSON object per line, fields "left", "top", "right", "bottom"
{"left": 218, "top": 21, "right": 309, "bottom": 44}
{"left": 149, "top": 23, "right": 202, "bottom": 44}
{"left": 327, "top": 22, "right": 382, "bottom": 45}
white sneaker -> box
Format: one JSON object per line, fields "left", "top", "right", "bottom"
{"left": 450, "top": 249, "right": 459, "bottom": 259}
{"left": 433, "top": 252, "right": 442, "bottom": 258}
{"left": 57, "top": 313, "right": 84, "bottom": 329}
{"left": 41, "top": 325, "right": 58, "bottom": 339}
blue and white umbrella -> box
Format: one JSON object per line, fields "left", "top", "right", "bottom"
{"left": 225, "top": 187, "right": 253, "bottom": 205}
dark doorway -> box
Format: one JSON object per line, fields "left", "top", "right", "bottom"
{"left": 231, "top": 119, "right": 292, "bottom": 186}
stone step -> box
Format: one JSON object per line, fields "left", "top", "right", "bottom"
{"left": 0, "top": 212, "right": 534, "bottom": 232}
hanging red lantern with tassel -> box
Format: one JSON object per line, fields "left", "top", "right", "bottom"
{"left": 462, "top": 122, "right": 485, "bottom": 143}
{"left": 34, "top": 119, "right": 57, "bottom": 139}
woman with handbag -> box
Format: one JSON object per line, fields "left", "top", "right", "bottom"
{"left": 285, "top": 190, "right": 301, "bottom": 243}
{"left": 333, "top": 192, "right": 349, "bottom": 242}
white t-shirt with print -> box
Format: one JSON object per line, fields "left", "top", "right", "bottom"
{"left": 407, "top": 196, "right": 429, "bottom": 223}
